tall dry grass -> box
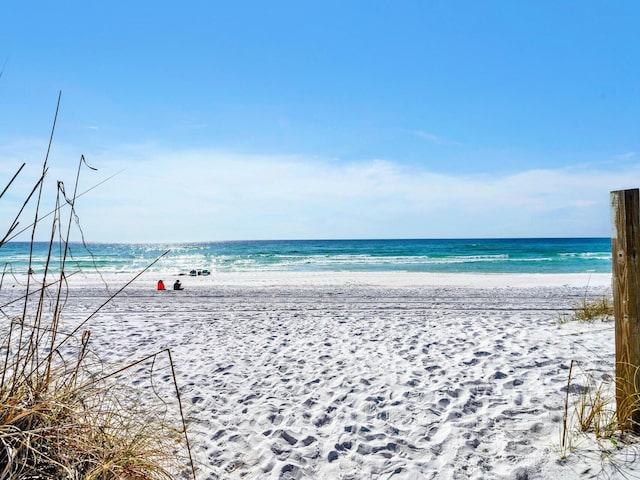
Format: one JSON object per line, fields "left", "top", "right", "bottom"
{"left": 559, "top": 360, "right": 640, "bottom": 474}
{"left": 573, "top": 296, "right": 614, "bottom": 323}
{"left": 0, "top": 96, "right": 195, "bottom": 479}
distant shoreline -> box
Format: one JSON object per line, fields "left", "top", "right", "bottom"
{"left": 50, "top": 270, "right": 613, "bottom": 290}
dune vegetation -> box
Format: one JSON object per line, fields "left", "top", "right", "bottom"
{"left": 0, "top": 101, "right": 195, "bottom": 479}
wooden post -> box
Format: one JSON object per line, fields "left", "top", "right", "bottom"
{"left": 611, "top": 188, "right": 640, "bottom": 432}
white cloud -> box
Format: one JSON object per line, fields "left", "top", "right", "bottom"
{"left": 616, "top": 151, "right": 636, "bottom": 160}
{"left": 2, "top": 141, "right": 636, "bottom": 243}
{"left": 410, "top": 130, "right": 460, "bottom": 146}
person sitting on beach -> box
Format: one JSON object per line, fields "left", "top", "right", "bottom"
{"left": 173, "top": 279, "right": 184, "bottom": 290}
{"left": 157, "top": 280, "right": 166, "bottom": 291}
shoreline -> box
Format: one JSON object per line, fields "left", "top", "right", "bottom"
{"left": 56, "top": 270, "right": 613, "bottom": 290}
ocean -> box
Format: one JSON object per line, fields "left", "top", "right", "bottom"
{"left": 0, "top": 238, "right": 611, "bottom": 276}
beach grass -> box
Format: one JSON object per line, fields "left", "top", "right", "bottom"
{"left": 557, "top": 294, "right": 614, "bottom": 325}
{"left": 560, "top": 360, "right": 640, "bottom": 475}
{"left": 573, "top": 296, "right": 614, "bottom": 323}
{"left": 1, "top": 136, "right": 194, "bottom": 478}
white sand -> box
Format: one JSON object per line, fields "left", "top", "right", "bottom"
{"left": 4, "top": 271, "right": 633, "bottom": 479}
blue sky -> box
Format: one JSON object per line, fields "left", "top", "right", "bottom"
{"left": 1, "top": 1, "right": 638, "bottom": 242}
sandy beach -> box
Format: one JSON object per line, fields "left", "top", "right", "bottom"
{"left": 2, "top": 271, "right": 626, "bottom": 479}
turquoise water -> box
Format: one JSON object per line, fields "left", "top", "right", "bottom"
{"left": 0, "top": 238, "right": 611, "bottom": 275}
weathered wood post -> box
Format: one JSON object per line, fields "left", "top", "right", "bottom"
{"left": 611, "top": 188, "right": 640, "bottom": 432}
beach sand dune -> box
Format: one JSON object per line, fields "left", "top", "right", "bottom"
{"left": 1, "top": 273, "right": 624, "bottom": 479}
